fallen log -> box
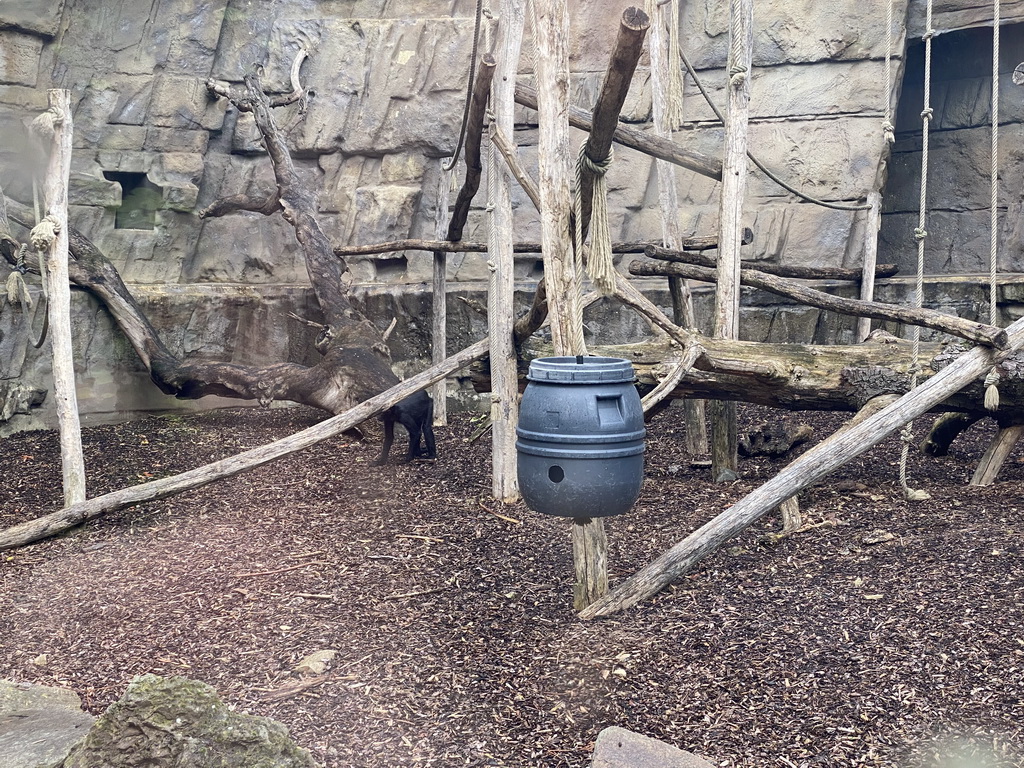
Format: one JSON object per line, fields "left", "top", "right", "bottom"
{"left": 0, "top": 338, "right": 490, "bottom": 551}
{"left": 473, "top": 333, "right": 1024, "bottom": 421}
{"left": 578, "top": 313, "right": 1024, "bottom": 618}
{"left": 630, "top": 257, "right": 1008, "bottom": 349}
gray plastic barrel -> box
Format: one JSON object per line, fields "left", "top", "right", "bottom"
{"left": 516, "top": 356, "right": 645, "bottom": 518}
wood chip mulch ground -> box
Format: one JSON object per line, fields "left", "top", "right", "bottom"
{"left": 1, "top": 403, "right": 1022, "bottom": 767}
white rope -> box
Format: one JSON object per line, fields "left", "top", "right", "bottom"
{"left": 574, "top": 142, "right": 616, "bottom": 295}
{"left": 899, "top": 1, "right": 934, "bottom": 502}
{"left": 882, "top": 0, "right": 896, "bottom": 144}
{"left": 986, "top": 0, "right": 1002, "bottom": 411}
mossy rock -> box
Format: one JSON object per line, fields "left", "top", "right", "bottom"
{"left": 62, "top": 675, "right": 318, "bottom": 768}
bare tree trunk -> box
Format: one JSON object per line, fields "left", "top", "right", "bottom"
{"left": 37, "top": 90, "right": 85, "bottom": 506}
{"left": 711, "top": 0, "right": 753, "bottom": 482}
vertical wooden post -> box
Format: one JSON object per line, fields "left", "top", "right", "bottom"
{"left": 40, "top": 90, "right": 86, "bottom": 506}
{"left": 432, "top": 170, "right": 450, "bottom": 426}
{"left": 532, "top": 0, "right": 607, "bottom": 610}
{"left": 711, "top": 0, "right": 753, "bottom": 482}
{"left": 856, "top": 191, "right": 882, "bottom": 342}
{"left": 488, "top": 0, "right": 526, "bottom": 502}
{"left": 649, "top": 0, "right": 708, "bottom": 457}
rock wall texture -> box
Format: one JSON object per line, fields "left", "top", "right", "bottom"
{"left": 1, "top": 0, "right": 1023, "bottom": 429}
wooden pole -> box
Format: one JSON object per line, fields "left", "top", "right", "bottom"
{"left": 514, "top": 83, "right": 722, "bottom": 181}
{"left": 649, "top": 0, "right": 707, "bottom": 457}
{"left": 432, "top": 170, "right": 451, "bottom": 426}
{"left": 488, "top": 0, "right": 526, "bottom": 502}
{"left": 579, "top": 313, "right": 1024, "bottom": 619}
{"left": 531, "top": 0, "right": 608, "bottom": 610}
{"left": 970, "top": 425, "right": 1024, "bottom": 486}
{"left": 857, "top": 192, "right": 882, "bottom": 341}
{"left": 631, "top": 259, "right": 1009, "bottom": 349}
{"left": 39, "top": 90, "right": 85, "bottom": 506}
{"left": 710, "top": 0, "right": 753, "bottom": 483}
{"left": 433, "top": 56, "right": 496, "bottom": 426}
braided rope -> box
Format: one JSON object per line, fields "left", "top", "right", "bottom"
{"left": 986, "top": 0, "right": 1003, "bottom": 410}
{"left": 899, "top": 1, "right": 935, "bottom": 502}
{"left": 575, "top": 143, "right": 616, "bottom": 295}
{"left": 882, "top": 0, "right": 896, "bottom": 144}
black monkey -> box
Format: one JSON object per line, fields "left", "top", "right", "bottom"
{"left": 374, "top": 389, "right": 436, "bottom": 465}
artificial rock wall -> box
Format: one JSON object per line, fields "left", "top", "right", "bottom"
{"left": 2, "top": 0, "right": 1024, "bottom": 431}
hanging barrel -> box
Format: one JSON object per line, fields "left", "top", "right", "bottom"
{"left": 516, "top": 356, "right": 645, "bottom": 518}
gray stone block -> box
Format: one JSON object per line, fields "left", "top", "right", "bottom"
{"left": 591, "top": 726, "right": 714, "bottom": 768}
{"left": 0, "top": 680, "right": 94, "bottom": 768}
{"left": 0, "top": 30, "right": 42, "bottom": 87}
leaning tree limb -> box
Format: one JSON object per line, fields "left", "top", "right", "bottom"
{"left": 0, "top": 338, "right": 490, "bottom": 551}
{"left": 578, "top": 312, "right": 1024, "bottom": 619}
{"left": 630, "top": 257, "right": 1008, "bottom": 349}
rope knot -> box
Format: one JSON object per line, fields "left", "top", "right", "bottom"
{"left": 913, "top": 227, "right": 928, "bottom": 241}
{"left": 984, "top": 366, "right": 1001, "bottom": 411}
{"left": 30, "top": 215, "right": 61, "bottom": 252}
{"left": 920, "top": 107, "right": 934, "bottom": 120}
{"left": 729, "top": 65, "right": 748, "bottom": 87}
{"left": 574, "top": 141, "right": 616, "bottom": 296}
{"left": 881, "top": 119, "right": 896, "bottom": 144}
{"left": 29, "top": 104, "right": 67, "bottom": 141}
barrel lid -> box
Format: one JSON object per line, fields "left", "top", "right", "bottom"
{"left": 526, "top": 356, "right": 636, "bottom": 384}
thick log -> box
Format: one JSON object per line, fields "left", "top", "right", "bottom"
{"left": 631, "top": 258, "right": 1009, "bottom": 349}
{"left": 644, "top": 244, "right": 898, "bottom": 281}
{"left": 39, "top": 90, "right": 86, "bottom": 506}
{"left": 514, "top": 83, "right": 722, "bottom": 181}
{"left": 474, "top": 332, "right": 1024, "bottom": 421}
{"left": 0, "top": 338, "right": 490, "bottom": 551}
{"left": 578, "top": 313, "right": 1024, "bottom": 618}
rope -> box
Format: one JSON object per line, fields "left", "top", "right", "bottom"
{"left": 442, "top": 0, "right": 485, "bottom": 173}
{"left": 986, "top": 0, "right": 1002, "bottom": 410}
{"left": 899, "top": 1, "right": 934, "bottom": 502}
{"left": 678, "top": 48, "right": 870, "bottom": 212}
{"left": 882, "top": 0, "right": 896, "bottom": 144}
{"left": 574, "top": 142, "right": 616, "bottom": 295}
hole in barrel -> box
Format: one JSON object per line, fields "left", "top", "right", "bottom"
{"left": 548, "top": 465, "right": 564, "bottom": 483}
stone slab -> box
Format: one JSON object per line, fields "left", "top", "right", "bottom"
{"left": 0, "top": 680, "right": 94, "bottom": 768}
{"left": 0, "top": 30, "right": 42, "bottom": 87}
{"left": 591, "top": 726, "right": 714, "bottom": 768}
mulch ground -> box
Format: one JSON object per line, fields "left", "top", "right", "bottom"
{"left": 1, "top": 403, "right": 1022, "bottom": 767}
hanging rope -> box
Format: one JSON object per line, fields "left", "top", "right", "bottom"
{"left": 882, "top": 0, "right": 896, "bottom": 144}
{"left": 442, "top": 0, "right": 486, "bottom": 173}
{"left": 574, "top": 143, "right": 616, "bottom": 295}
{"left": 678, "top": 48, "right": 870, "bottom": 212}
{"left": 899, "top": 2, "right": 934, "bottom": 502}
{"left": 986, "top": 0, "right": 1003, "bottom": 411}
